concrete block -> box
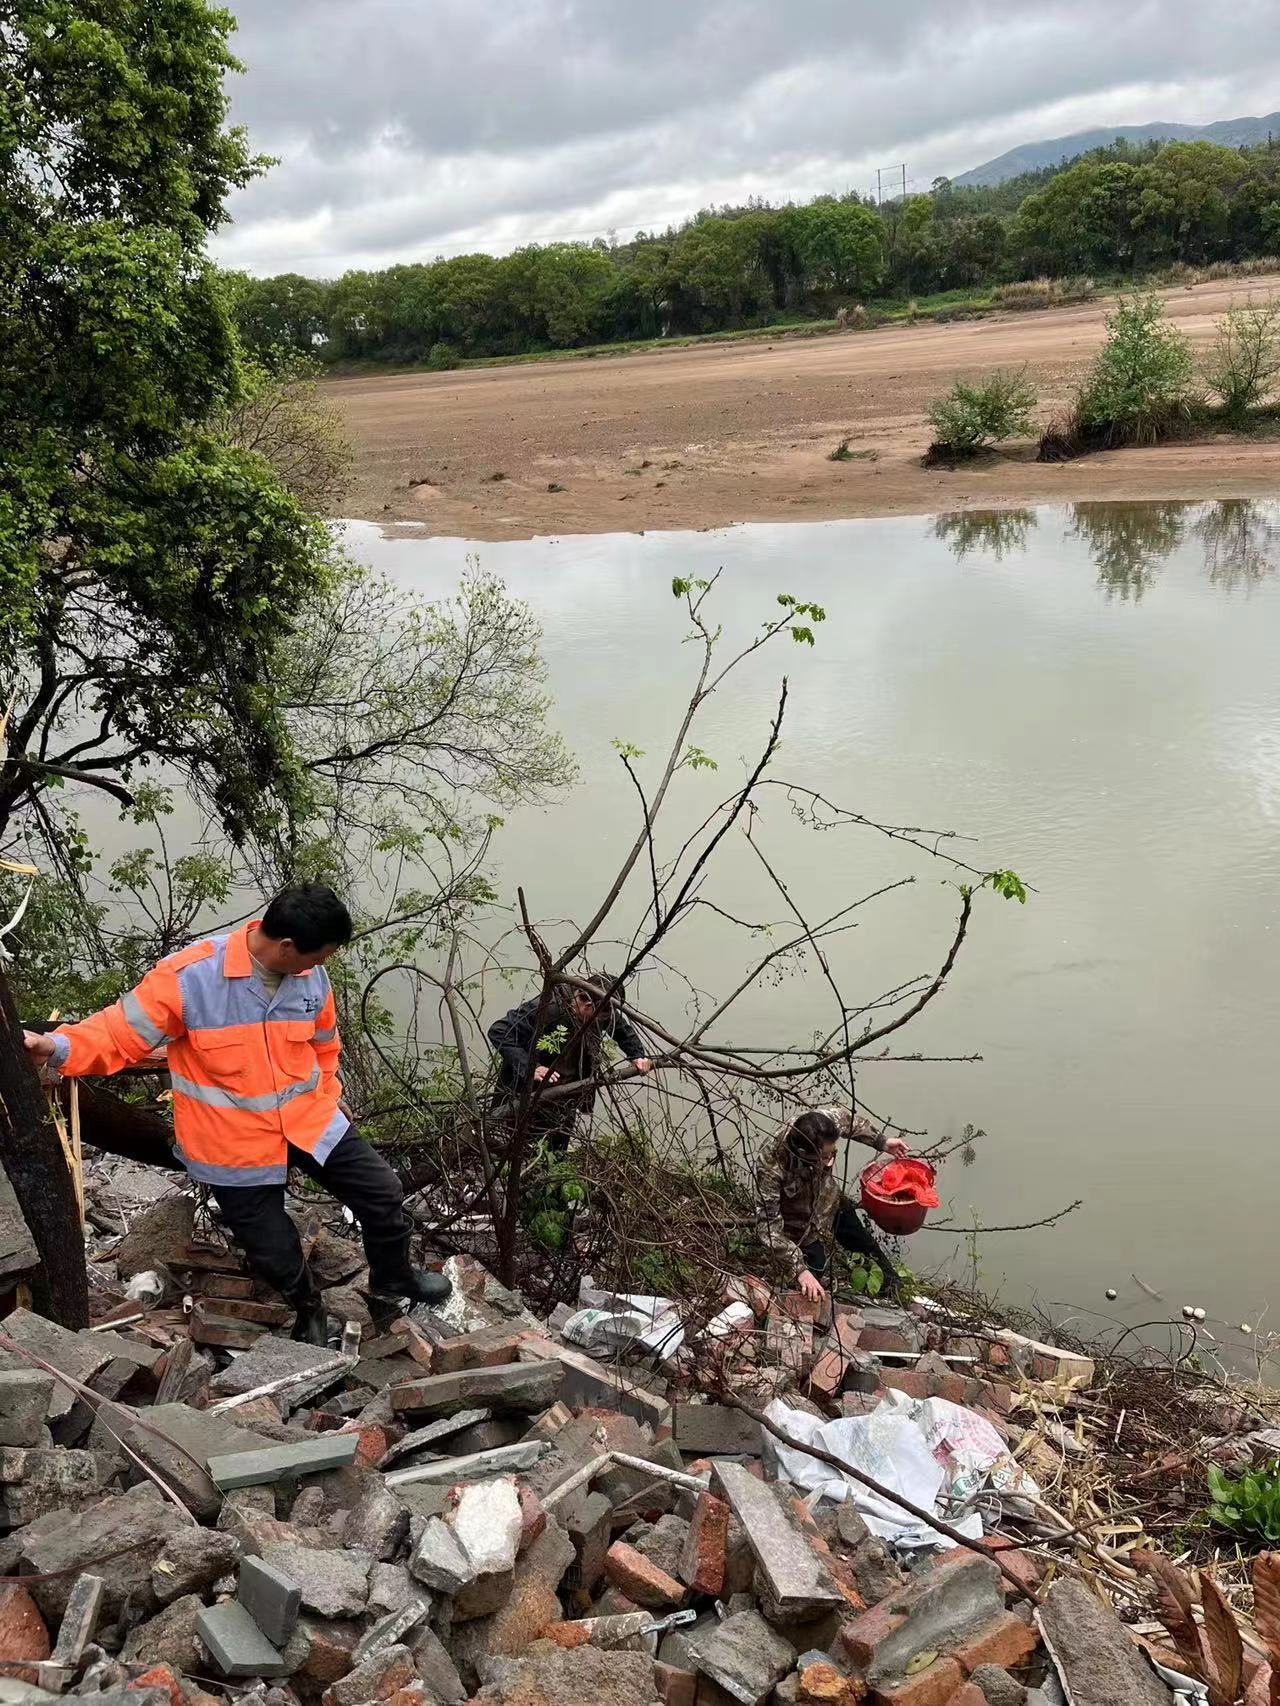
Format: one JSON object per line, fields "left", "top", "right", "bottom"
{"left": 565, "top": 1490, "right": 614, "bottom": 1596}
{"left": 19, "top": 1484, "right": 186, "bottom": 1621}
{"left": 260, "top": 1542, "right": 372, "bottom": 1619}
{"left": 0, "top": 1447, "right": 111, "bottom": 1527}
{"left": 238, "top": 1555, "right": 301, "bottom": 1648}
{"left": 209, "top": 1338, "right": 347, "bottom": 1402}
{"left": 711, "top": 1462, "right": 844, "bottom": 1620}
{"left": 207, "top": 1432, "right": 358, "bottom": 1490}
{"left": 120, "top": 1593, "right": 206, "bottom": 1675}
{"left": 385, "top": 1440, "right": 547, "bottom": 1487}
{"left": 196, "top": 1601, "right": 292, "bottom": 1678}
{"left": 151, "top": 1528, "right": 241, "bottom": 1605}
{"left": 673, "top": 1406, "right": 763, "bottom": 1458}
{"left": 342, "top": 1480, "right": 410, "bottom": 1561}
{"left": 689, "top": 1609, "right": 794, "bottom": 1706}
{"left": 120, "top": 1403, "right": 276, "bottom": 1521}
{"left": 0, "top": 1374, "right": 53, "bottom": 1448}
{"left": 839, "top": 1552, "right": 1001, "bottom": 1683}
{"left": 868, "top": 1656, "right": 963, "bottom": 1706}
{"left": 390, "top": 1362, "right": 562, "bottom": 1418}
{"left": 406, "top": 1625, "right": 466, "bottom": 1704}
{"left": 322, "top": 1643, "right": 415, "bottom": 1706}
{"left": 1036, "top": 1577, "right": 1173, "bottom": 1706}
{"left": 367, "top": 1562, "right": 421, "bottom": 1617}
{"left": 379, "top": 1410, "right": 492, "bottom": 1468}
{"left": 408, "top": 1519, "right": 474, "bottom": 1594}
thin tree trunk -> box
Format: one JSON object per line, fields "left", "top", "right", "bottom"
{"left": 0, "top": 971, "right": 89, "bottom": 1326}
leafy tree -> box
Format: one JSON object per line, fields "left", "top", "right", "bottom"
{"left": 789, "top": 197, "right": 884, "bottom": 297}
{"left": 1, "top": 0, "right": 337, "bottom": 852}
{"left": 225, "top": 270, "right": 333, "bottom": 360}
{"left": 214, "top": 355, "right": 353, "bottom": 512}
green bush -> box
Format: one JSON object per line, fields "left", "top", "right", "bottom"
{"left": 1202, "top": 298, "right": 1280, "bottom": 424}
{"left": 426, "top": 341, "right": 461, "bottom": 371}
{"left": 1206, "top": 1460, "right": 1280, "bottom": 1543}
{"left": 1073, "top": 294, "right": 1195, "bottom": 445}
{"left": 926, "top": 368, "right": 1038, "bottom": 453}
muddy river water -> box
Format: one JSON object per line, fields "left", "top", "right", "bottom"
{"left": 344, "top": 500, "right": 1280, "bottom": 1359}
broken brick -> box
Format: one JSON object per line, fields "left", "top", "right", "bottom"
{"left": 949, "top": 1612, "right": 1038, "bottom": 1676}
{"left": 129, "top": 1666, "right": 183, "bottom": 1706}
{"left": 798, "top": 1661, "right": 865, "bottom": 1704}
{"left": 655, "top": 1660, "right": 698, "bottom": 1706}
{"left": 603, "top": 1542, "right": 686, "bottom": 1610}
{"left": 868, "top": 1657, "right": 963, "bottom": 1706}
{"left": 679, "top": 1493, "right": 729, "bottom": 1598}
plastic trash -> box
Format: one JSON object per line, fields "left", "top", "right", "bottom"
{"left": 124, "top": 1269, "right": 164, "bottom": 1304}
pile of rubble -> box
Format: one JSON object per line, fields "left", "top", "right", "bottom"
{"left": 0, "top": 1181, "right": 1218, "bottom": 1706}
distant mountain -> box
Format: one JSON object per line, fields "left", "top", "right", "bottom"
{"left": 954, "top": 112, "right": 1280, "bottom": 188}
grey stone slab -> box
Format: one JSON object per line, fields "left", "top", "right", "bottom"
{"left": 407, "top": 1625, "right": 466, "bottom": 1705}
{"left": 196, "top": 1600, "right": 292, "bottom": 1678}
{"left": 518, "top": 1340, "right": 671, "bottom": 1430}
{"left": 1037, "top": 1578, "right": 1174, "bottom": 1706}
{"left": 207, "top": 1431, "right": 358, "bottom": 1490}
{"left": 0, "top": 1311, "right": 114, "bottom": 1420}
{"left": 390, "top": 1361, "right": 562, "bottom": 1418}
{"left": 0, "top": 1171, "right": 37, "bottom": 1281}
{"left": 385, "top": 1439, "right": 547, "bottom": 1487}
{"left": 121, "top": 1593, "right": 206, "bottom": 1675}
{"left": 352, "top": 1598, "right": 431, "bottom": 1665}
{"left": 377, "top": 1409, "right": 492, "bottom": 1468}
{"left": 46, "top": 1572, "right": 104, "bottom": 1666}
{"left": 238, "top": 1554, "right": 301, "bottom": 1648}
{"left": 408, "top": 1518, "right": 475, "bottom": 1594}
{"left": 689, "top": 1609, "right": 795, "bottom": 1706}
{"left": 342, "top": 1480, "right": 409, "bottom": 1561}
{"left": 209, "top": 1338, "right": 348, "bottom": 1400}
{"left": 19, "top": 1483, "right": 187, "bottom": 1620}
{"left": 260, "top": 1541, "right": 372, "bottom": 1619}
{"left": 711, "top": 1462, "right": 844, "bottom": 1620}
{"left": 121, "top": 1402, "right": 277, "bottom": 1521}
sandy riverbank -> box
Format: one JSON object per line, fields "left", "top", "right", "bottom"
{"left": 326, "top": 276, "right": 1280, "bottom": 540}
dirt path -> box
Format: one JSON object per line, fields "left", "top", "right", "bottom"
{"left": 327, "top": 277, "right": 1280, "bottom": 539}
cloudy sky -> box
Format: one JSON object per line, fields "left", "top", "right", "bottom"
{"left": 216, "top": 0, "right": 1280, "bottom": 279}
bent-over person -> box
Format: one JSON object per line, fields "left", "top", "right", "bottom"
{"left": 487, "top": 975, "right": 653, "bottom": 1149}
{"left": 756, "top": 1106, "right": 908, "bottom": 1303}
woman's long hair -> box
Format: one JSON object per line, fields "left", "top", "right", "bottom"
{"left": 784, "top": 1108, "right": 840, "bottom": 1169}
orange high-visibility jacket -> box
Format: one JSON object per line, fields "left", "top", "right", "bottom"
{"left": 47, "top": 921, "right": 346, "bottom": 1187}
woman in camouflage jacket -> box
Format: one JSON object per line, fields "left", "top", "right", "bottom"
{"left": 755, "top": 1106, "right": 908, "bottom": 1303}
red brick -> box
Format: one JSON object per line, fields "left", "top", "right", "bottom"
{"left": 949, "top": 1611, "right": 1038, "bottom": 1675}
{"left": 518, "top": 1485, "right": 547, "bottom": 1551}
{"left": 810, "top": 1349, "right": 848, "bottom": 1401}
{"left": 798, "top": 1661, "right": 867, "bottom": 1703}
{"left": 878, "top": 1370, "right": 931, "bottom": 1402}
{"left": 776, "top": 1289, "right": 828, "bottom": 1327}
{"left": 341, "top": 1422, "right": 389, "bottom": 1470}
{"left": 0, "top": 1586, "right": 49, "bottom": 1663}
{"left": 655, "top": 1661, "right": 698, "bottom": 1706}
{"left": 603, "top": 1542, "right": 686, "bottom": 1609}
{"left": 975, "top": 1380, "right": 1014, "bottom": 1415}
{"left": 298, "top": 1620, "right": 361, "bottom": 1686}
{"left": 679, "top": 1492, "right": 729, "bottom": 1597}
{"left": 840, "top": 1603, "right": 908, "bottom": 1668}
{"left": 859, "top": 1325, "right": 915, "bottom": 1354}
{"left": 130, "top": 1667, "right": 182, "bottom": 1706}
{"left": 869, "top": 1658, "right": 963, "bottom": 1706}
{"left": 545, "top": 1623, "right": 593, "bottom": 1650}
{"left": 978, "top": 1541, "right": 1042, "bottom": 1599}
{"left": 429, "top": 1328, "right": 521, "bottom": 1375}
{"left": 949, "top": 1688, "right": 986, "bottom": 1706}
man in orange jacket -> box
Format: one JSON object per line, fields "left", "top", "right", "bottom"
{"left": 23, "top": 882, "right": 448, "bottom": 1343}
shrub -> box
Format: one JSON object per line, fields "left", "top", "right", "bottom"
{"left": 426, "top": 341, "right": 461, "bottom": 371}
{"left": 1072, "top": 294, "right": 1196, "bottom": 446}
{"left": 1202, "top": 297, "right": 1280, "bottom": 424}
{"left": 995, "top": 276, "right": 1096, "bottom": 311}
{"left": 925, "top": 368, "right": 1038, "bottom": 454}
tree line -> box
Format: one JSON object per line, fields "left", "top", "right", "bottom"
{"left": 228, "top": 137, "right": 1280, "bottom": 367}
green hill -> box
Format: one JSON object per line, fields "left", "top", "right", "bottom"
{"left": 955, "top": 112, "right": 1280, "bottom": 187}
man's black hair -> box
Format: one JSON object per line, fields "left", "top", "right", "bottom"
{"left": 786, "top": 1109, "right": 840, "bottom": 1163}
{"left": 261, "top": 883, "right": 353, "bottom": 952}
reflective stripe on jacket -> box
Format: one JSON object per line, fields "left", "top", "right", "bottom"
{"left": 47, "top": 921, "right": 345, "bottom": 1187}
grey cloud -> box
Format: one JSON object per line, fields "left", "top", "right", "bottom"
{"left": 216, "top": 0, "right": 1280, "bottom": 276}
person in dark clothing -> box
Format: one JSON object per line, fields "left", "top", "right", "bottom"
{"left": 487, "top": 976, "right": 653, "bottom": 1148}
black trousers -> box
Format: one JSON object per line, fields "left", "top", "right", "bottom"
{"left": 210, "top": 1130, "right": 412, "bottom": 1301}
{"left": 803, "top": 1202, "right": 900, "bottom": 1294}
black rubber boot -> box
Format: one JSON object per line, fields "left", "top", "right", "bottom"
{"left": 367, "top": 1266, "right": 452, "bottom": 1307}
{"left": 286, "top": 1268, "right": 330, "bottom": 1345}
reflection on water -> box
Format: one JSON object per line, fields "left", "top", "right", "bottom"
{"left": 932, "top": 509, "right": 1038, "bottom": 561}
{"left": 936, "top": 499, "right": 1280, "bottom": 600}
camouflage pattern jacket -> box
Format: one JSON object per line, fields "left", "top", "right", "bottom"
{"left": 754, "top": 1107, "right": 886, "bottom": 1278}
